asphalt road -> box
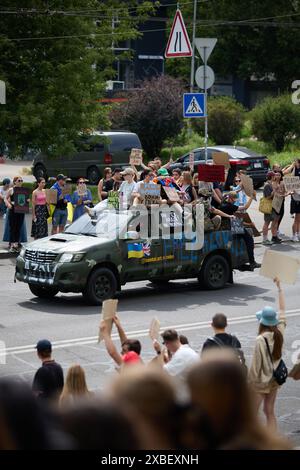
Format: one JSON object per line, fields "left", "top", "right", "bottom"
{"left": 1, "top": 193, "right": 300, "bottom": 446}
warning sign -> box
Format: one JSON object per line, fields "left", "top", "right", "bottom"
{"left": 165, "top": 10, "right": 192, "bottom": 58}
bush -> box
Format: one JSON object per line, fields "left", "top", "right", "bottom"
{"left": 250, "top": 94, "right": 300, "bottom": 152}
{"left": 191, "top": 96, "right": 245, "bottom": 145}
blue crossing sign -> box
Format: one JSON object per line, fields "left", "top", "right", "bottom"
{"left": 183, "top": 93, "right": 206, "bottom": 118}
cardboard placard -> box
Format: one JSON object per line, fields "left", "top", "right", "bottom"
{"left": 283, "top": 176, "right": 300, "bottom": 192}
{"left": 212, "top": 151, "right": 230, "bottom": 169}
{"left": 45, "top": 188, "right": 57, "bottom": 205}
{"left": 240, "top": 173, "right": 256, "bottom": 200}
{"left": 236, "top": 212, "right": 260, "bottom": 237}
{"left": 107, "top": 190, "right": 120, "bottom": 209}
{"left": 62, "top": 184, "right": 72, "bottom": 197}
{"left": 149, "top": 317, "right": 161, "bottom": 341}
{"left": 260, "top": 250, "right": 300, "bottom": 285}
{"left": 272, "top": 194, "right": 284, "bottom": 214}
{"left": 198, "top": 164, "right": 225, "bottom": 183}
{"left": 140, "top": 183, "right": 161, "bottom": 205}
{"left": 14, "top": 187, "right": 30, "bottom": 213}
{"left": 163, "top": 186, "right": 180, "bottom": 202}
{"left": 130, "top": 148, "right": 143, "bottom": 166}
{"left": 189, "top": 152, "right": 195, "bottom": 172}
{"left": 230, "top": 217, "right": 244, "bottom": 234}
{"left": 98, "top": 299, "right": 118, "bottom": 343}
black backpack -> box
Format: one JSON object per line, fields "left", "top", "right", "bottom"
{"left": 209, "top": 335, "right": 248, "bottom": 375}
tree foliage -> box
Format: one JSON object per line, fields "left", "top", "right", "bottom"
{"left": 166, "top": 0, "right": 300, "bottom": 91}
{"left": 0, "top": 0, "right": 155, "bottom": 157}
{"left": 110, "top": 75, "right": 184, "bottom": 158}
{"left": 250, "top": 95, "right": 300, "bottom": 151}
{"left": 192, "top": 96, "right": 245, "bottom": 145}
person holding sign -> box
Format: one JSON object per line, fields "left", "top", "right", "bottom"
{"left": 249, "top": 278, "right": 287, "bottom": 433}
{"left": 51, "top": 174, "right": 71, "bottom": 234}
{"left": 288, "top": 159, "right": 300, "bottom": 242}
{"left": 72, "top": 178, "right": 93, "bottom": 221}
{"left": 4, "top": 176, "right": 29, "bottom": 253}
{"left": 31, "top": 178, "right": 49, "bottom": 239}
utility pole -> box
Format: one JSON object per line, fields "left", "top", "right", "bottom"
{"left": 190, "top": 0, "right": 197, "bottom": 93}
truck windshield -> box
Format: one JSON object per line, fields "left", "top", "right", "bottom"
{"left": 64, "top": 212, "right": 131, "bottom": 238}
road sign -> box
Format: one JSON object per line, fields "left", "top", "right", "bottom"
{"left": 195, "top": 65, "right": 215, "bottom": 90}
{"left": 194, "top": 38, "right": 217, "bottom": 62}
{"left": 165, "top": 10, "right": 192, "bottom": 58}
{"left": 183, "top": 93, "right": 206, "bottom": 118}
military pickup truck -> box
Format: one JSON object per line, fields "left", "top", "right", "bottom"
{"left": 15, "top": 209, "right": 250, "bottom": 305}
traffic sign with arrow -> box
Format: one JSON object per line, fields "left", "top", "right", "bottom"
{"left": 165, "top": 10, "right": 192, "bottom": 58}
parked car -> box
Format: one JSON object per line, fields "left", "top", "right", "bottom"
{"left": 32, "top": 131, "right": 142, "bottom": 185}
{"left": 169, "top": 145, "right": 270, "bottom": 189}
{"left": 15, "top": 209, "right": 250, "bottom": 305}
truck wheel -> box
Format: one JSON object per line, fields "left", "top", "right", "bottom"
{"left": 83, "top": 267, "right": 117, "bottom": 305}
{"left": 87, "top": 166, "right": 100, "bottom": 185}
{"left": 198, "top": 254, "right": 230, "bottom": 290}
{"left": 34, "top": 164, "right": 48, "bottom": 181}
{"left": 29, "top": 284, "right": 58, "bottom": 299}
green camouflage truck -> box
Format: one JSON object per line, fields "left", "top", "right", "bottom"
{"left": 15, "top": 209, "right": 250, "bottom": 305}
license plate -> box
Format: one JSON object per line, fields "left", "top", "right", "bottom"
{"left": 254, "top": 162, "right": 262, "bottom": 168}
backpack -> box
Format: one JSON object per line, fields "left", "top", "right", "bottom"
{"left": 209, "top": 335, "right": 248, "bottom": 375}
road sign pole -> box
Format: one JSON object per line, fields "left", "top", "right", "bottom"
{"left": 204, "top": 47, "right": 208, "bottom": 163}
{"left": 190, "top": 0, "right": 197, "bottom": 93}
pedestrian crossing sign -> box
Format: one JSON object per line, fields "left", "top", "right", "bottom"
{"left": 183, "top": 93, "right": 206, "bottom": 118}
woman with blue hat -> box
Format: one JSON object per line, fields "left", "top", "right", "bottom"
{"left": 249, "top": 277, "right": 286, "bottom": 432}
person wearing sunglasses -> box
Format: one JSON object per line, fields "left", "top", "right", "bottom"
{"left": 4, "top": 176, "right": 28, "bottom": 252}
{"left": 72, "top": 178, "right": 93, "bottom": 221}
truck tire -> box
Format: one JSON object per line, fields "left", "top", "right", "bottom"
{"left": 82, "top": 267, "right": 117, "bottom": 305}
{"left": 87, "top": 166, "right": 100, "bottom": 185}
{"left": 33, "top": 164, "right": 48, "bottom": 181}
{"left": 29, "top": 283, "right": 58, "bottom": 299}
{"left": 198, "top": 254, "right": 230, "bottom": 290}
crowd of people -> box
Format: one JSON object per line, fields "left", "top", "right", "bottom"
{"left": 0, "top": 278, "right": 295, "bottom": 450}
{"left": 1, "top": 157, "right": 300, "bottom": 256}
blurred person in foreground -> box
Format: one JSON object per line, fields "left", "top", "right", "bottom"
{"left": 186, "top": 349, "right": 291, "bottom": 450}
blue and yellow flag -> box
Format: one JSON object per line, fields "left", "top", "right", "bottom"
{"left": 127, "top": 243, "right": 144, "bottom": 259}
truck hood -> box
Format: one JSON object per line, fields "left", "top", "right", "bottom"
{"left": 24, "top": 233, "right": 112, "bottom": 254}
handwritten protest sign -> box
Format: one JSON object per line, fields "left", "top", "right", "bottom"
{"left": 198, "top": 164, "right": 225, "bottom": 182}
{"left": 62, "top": 183, "right": 72, "bottom": 197}
{"left": 283, "top": 176, "right": 300, "bottom": 192}
{"left": 107, "top": 191, "right": 119, "bottom": 209}
{"left": 260, "top": 250, "right": 300, "bottom": 285}
{"left": 272, "top": 194, "right": 284, "bottom": 214}
{"left": 14, "top": 187, "right": 30, "bottom": 214}
{"left": 140, "top": 183, "right": 161, "bottom": 205}
{"left": 149, "top": 317, "right": 161, "bottom": 341}
{"left": 163, "top": 186, "right": 180, "bottom": 202}
{"left": 130, "top": 148, "right": 143, "bottom": 166}
{"left": 212, "top": 152, "right": 230, "bottom": 169}
{"left": 240, "top": 173, "right": 256, "bottom": 200}
{"left": 236, "top": 212, "right": 260, "bottom": 237}
{"left": 45, "top": 189, "right": 57, "bottom": 205}
{"left": 230, "top": 217, "right": 244, "bottom": 234}
{"left": 189, "top": 152, "right": 195, "bottom": 172}
{"left": 98, "top": 299, "right": 118, "bottom": 343}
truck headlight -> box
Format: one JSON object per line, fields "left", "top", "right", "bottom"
{"left": 59, "top": 253, "right": 85, "bottom": 263}
{"left": 19, "top": 247, "right": 26, "bottom": 259}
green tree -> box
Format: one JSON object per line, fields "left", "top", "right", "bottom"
{"left": 250, "top": 95, "right": 300, "bottom": 151}
{"left": 166, "top": 0, "right": 300, "bottom": 91}
{"left": 110, "top": 75, "right": 184, "bottom": 159}
{"left": 192, "top": 96, "right": 245, "bottom": 145}
{"left": 0, "top": 0, "right": 155, "bottom": 157}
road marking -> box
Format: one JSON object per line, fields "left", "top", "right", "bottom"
{"left": 1, "top": 308, "right": 300, "bottom": 358}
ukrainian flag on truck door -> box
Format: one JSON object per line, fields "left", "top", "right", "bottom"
{"left": 127, "top": 243, "right": 144, "bottom": 259}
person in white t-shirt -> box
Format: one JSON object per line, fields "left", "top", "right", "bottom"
{"left": 153, "top": 329, "right": 199, "bottom": 382}
{"left": 118, "top": 167, "right": 138, "bottom": 209}
{"left": 0, "top": 177, "right": 11, "bottom": 217}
